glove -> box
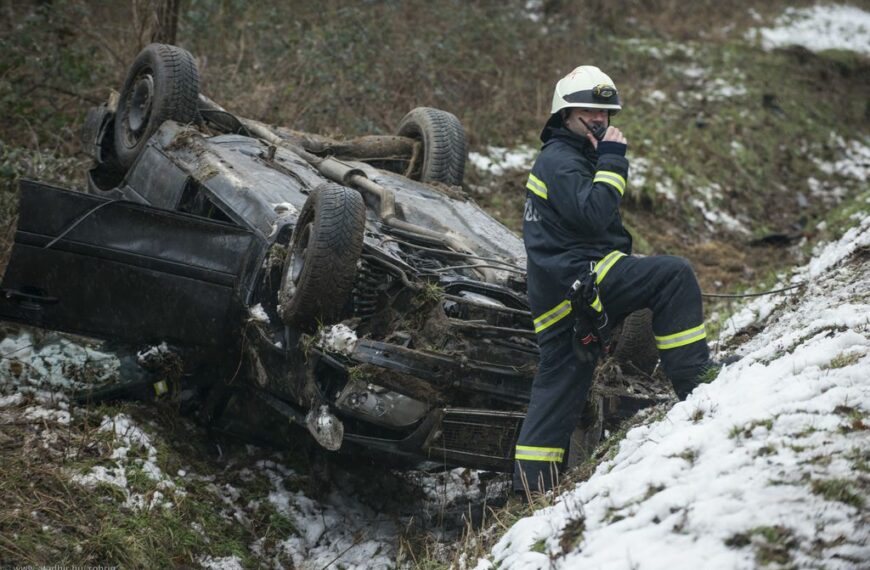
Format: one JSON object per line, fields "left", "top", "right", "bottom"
{"left": 572, "top": 311, "right": 600, "bottom": 365}
{"left": 567, "top": 264, "right": 613, "bottom": 363}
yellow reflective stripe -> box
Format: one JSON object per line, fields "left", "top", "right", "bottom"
{"left": 516, "top": 445, "right": 565, "bottom": 462}
{"left": 593, "top": 170, "right": 626, "bottom": 196}
{"left": 593, "top": 251, "right": 625, "bottom": 284}
{"left": 594, "top": 170, "right": 626, "bottom": 188}
{"left": 526, "top": 173, "right": 548, "bottom": 200}
{"left": 655, "top": 324, "right": 707, "bottom": 350}
{"left": 526, "top": 181, "right": 547, "bottom": 200}
{"left": 533, "top": 300, "right": 572, "bottom": 333}
{"left": 590, "top": 293, "right": 602, "bottom": 313}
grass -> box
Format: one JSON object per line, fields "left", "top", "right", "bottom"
{"left": 833, "top": 405, "right": 867, "bottom": 434}
{"left": 730, "top": 418, "right": 775, "bottom": 439}
{"left": 824, "top": 352, "right": 863, "bottom": 370}
{"left": 810, "top": 479, "right": 865, "bottom": 509}
{"left": 558, "top": 515, "right": 586, "bottom": 554}
{"left": 845, "top": 448, "right": 870, "bottom": 473}
{"left": 725, "top": 525, "right": 798, "bottom": 566}
{"left": 0, "top": 397, "right": 304, "bottom": 567}
{"left": 671, "top": 448, "right": 698, "bottom": 465}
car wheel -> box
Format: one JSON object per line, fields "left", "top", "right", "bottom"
{"left": 113, "top": 43, "right": 199, "bottom": 170}
{"left": 611, "top": 309, "right": 659, "bottom": 377}
{"left": 278, "top": 183, "right": 366, "bottom": 328}
{"left": 397, "top": 107, "right": 467, "bottom": 186}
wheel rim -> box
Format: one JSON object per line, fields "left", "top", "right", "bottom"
{"left": 287, "top": 223, "right": 312, "bottom": 297}
{"left": 125, "top": 72, "right": 155, "bottom": 145}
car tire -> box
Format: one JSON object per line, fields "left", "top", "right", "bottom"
{"left": 278, "top": 183, "right": 366, "bottom": 328}
{"left": 113, "top": 43, "right": 199, "bottom": 170}
{"left": 611, "top": 309, "right": 659, "bottom": 376}
{"left": 397, "top": 107, "right": 467, "bottom": 186}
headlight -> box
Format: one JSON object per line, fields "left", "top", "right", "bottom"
{"left": 335, "top": 378, "right": 429, "bottom": 428}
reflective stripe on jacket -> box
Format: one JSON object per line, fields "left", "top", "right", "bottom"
{"left": 523, "top": 127, "right": 632, "bottom": 339}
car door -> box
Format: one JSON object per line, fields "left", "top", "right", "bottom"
{"left": 0, "top": 179, "right": 260, "bottom": 354}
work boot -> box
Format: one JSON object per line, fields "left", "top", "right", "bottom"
{"left": 673, "top": 354, "right": 743, "bottom": 400}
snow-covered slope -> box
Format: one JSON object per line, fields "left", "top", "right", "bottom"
{"left": 476, "top": 215, "right": 870, "bottom": 569}
{"left": 749, "top": 4, "right": 870, "bottom": 56}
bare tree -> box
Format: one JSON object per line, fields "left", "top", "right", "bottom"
{"left": 150, "top": 0, "right": 181, "bottom": 45}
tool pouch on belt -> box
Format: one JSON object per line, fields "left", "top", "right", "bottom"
{"left": 567, "top": 263, "right": 612, "bottom": 364}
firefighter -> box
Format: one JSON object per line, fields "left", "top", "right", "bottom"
{"left": 515, "top": 66, "right": 713, "bottom": 494}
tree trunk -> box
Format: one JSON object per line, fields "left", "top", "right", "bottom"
{"left": 151, "top": 0, "right": 181, "bottom": 45}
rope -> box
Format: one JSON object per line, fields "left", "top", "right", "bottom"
{"left": 701, "top": 282, "right": 805, "bottom": 299}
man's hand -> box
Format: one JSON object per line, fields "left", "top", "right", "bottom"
{"left": 587, "top": 126, "right": 628, "bottom": 149}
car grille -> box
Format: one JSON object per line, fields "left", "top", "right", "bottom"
{"left": 425, "top": 408, "right": 524, "bottom": 472}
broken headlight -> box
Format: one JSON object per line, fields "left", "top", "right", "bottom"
{"left": 335, "top": 378, "right": 429, "bottom": 428}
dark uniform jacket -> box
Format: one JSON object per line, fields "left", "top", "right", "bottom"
{"left": 523, "top": 127, "right": 632, "bottom": 340}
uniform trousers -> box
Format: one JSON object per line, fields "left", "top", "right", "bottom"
{"left": 514, "top": 255, "right": 710, "bottom": 492}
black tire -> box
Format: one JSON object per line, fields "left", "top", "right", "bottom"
{"left": 397, "top": 107, "right": 467, "bottom": 186}
{"left": 114, "top": 43, "right": 199, "bottom": 169}
{"left": 611, "top": 309, "right": 659, "bottom": 376}
{"left": 278, "top": 183, "right": 366, "bottom": 328}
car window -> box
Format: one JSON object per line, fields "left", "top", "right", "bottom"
{"left": 178, "top": 179, "right": 235, "bottom": 224}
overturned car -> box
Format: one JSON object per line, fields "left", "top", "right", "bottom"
{"left": 0, "top": 44, "right": 666, "bottom": 471}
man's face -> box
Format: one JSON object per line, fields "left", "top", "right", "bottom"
{"left": 565, "top": 107, "right": 610, "bottom": 137}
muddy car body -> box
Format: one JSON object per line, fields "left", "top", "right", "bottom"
{"left": 1, "top": 45, "right": 664, "bottom": 472}
{"left": 1, "top": 44, "right": 549, "bottom": 472}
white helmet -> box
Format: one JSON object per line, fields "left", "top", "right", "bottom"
{"left": 550, "top": 65, "right": 621, "bottom": 115}
{"left": 542, "top": 65, "right": 621, "bottom": 141}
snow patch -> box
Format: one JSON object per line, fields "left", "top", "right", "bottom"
{"left": 623, "top": 39, "right": 696, "bottom": 61}
{"left": 523, "top": 0, "right": 544, "bottom": 23}
{"left": 644, "top": 89, "right": 668, "bottom": 105}
{"left": 271, "top": 202, "right": 298, "bottom": 216}
{"left": 199, "top": 555, "right": 244, "bottom": 570}
{"left": 690, "top": 183, "right": 750, "bottom": 234}
{"left": 71, "top": 413, "right": 182, "bottom": 511}
{"left": 751, "top": 5, "right": 870, "bottom": 55}
{"left": 316, "top": 324, "right": 359, "bottom": 356}
{"left": 705, "top": 77, "right": 747, "bottom": 99}
{"left": 23, "top": 405, "right": 71, "bottom": 425}
{"left": 816, "top": 138, "right": 870, "bottom": 182}
{"left": 628, "top": 156, "right": 676, "bottom": 201}
{"left": 0, "top": 329, "right": 120, "bottom": 392}
{"left": 137, "top": 342, "right": 171, "bottom": 364}
{"left": 469, "top": 145, "right": 537, "bottom": 176}
{"left": 0, "top": 393, "right": 24, "bottom": 407}
{"left": 260, "top": 460, "right": 398, "bottom": 569}
{"left": 248, "top": 303, "right": 270, "bottom": 323}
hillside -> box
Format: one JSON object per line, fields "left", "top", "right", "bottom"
{"left": 471, "top": 216, "right": 870, "bottom": 569}
{"left": 0, "top": 1, "right": 868, "bottom": 568}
